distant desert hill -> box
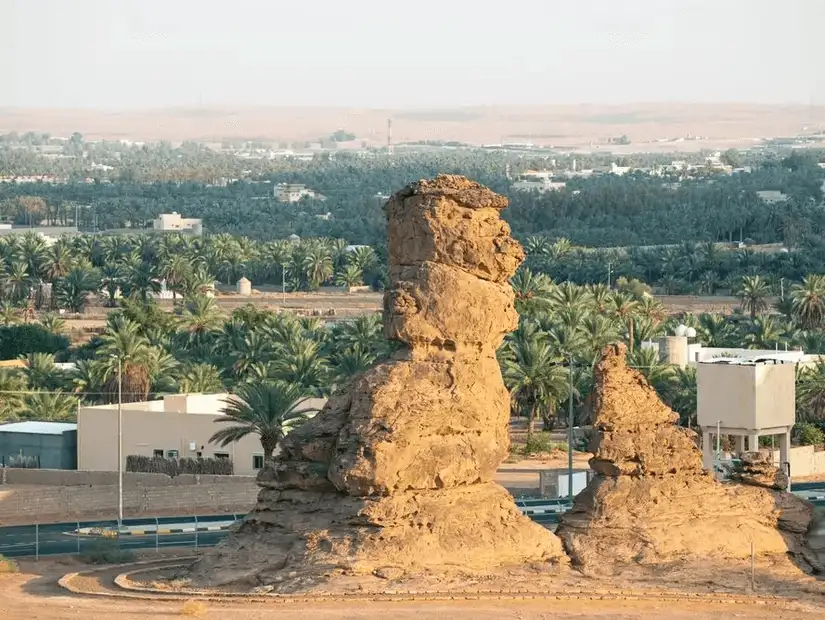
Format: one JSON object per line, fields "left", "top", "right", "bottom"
{"left": 1, "top": 103, "right": 824, "bottom": 151}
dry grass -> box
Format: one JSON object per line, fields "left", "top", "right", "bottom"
{"left": 179, "top": 600, "right": 208, "bottom": 617}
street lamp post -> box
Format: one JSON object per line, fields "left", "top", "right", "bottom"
{"left": 567, "top": 361, "right": 574, "bottom": 505}
{"left": 111, "top": 355, "right": 124, "bottom": 532}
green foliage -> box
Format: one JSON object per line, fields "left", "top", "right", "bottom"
{"left": 0, "top": 323, "right": 69, "bottom": 359}
{"left": 80, "top": 539, "right": 136, "bottom": 565}
{"left": 521, "top": 433, "right": 568, "bottom": 456}
{"left": 210, "top": 381, "right": 321, "bottom": 460}
{"left": 126, "top": 455, "right": 234, "bottom": 476}
{"left": 793, "top": 422, "right": 825, "bottom": 447}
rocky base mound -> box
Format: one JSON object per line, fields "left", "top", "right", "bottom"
{"left": 189, "top": 175, "right": 564, "bottom": 587}
{"left": 557, "top": 344, "right": 817, "bottom": 573}
{"left": 731, "top": 451, "right": 791, "bottom": 490}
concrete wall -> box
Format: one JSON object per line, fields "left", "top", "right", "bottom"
{"left": 0, "top": 468, "right": 258, "bottom": 524}
{"left": 772, "top": 445, "right": 825, "bottom": 478}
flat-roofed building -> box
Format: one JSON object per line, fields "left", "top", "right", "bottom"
{"left": 77, "top": 393, "right": 325, "bottom": 475}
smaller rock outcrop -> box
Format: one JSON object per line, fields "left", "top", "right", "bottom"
{"left": 557, "top": 344, "right": 815, "bottom": 572}
{"left": 731, "top": 451, "right": 790, "bottom": 491}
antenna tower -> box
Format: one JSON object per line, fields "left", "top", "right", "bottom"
{"left": 387, "top": 118, "right": 393, "bottom": 157}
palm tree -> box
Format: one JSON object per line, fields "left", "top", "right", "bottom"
{"left": 39, "top": 312, "right": 65, "bottom": 333}
{"left": 743, "top": 316, "right": 783, "bottom": 350}
{"left": 97, "top": 317, "right": 158, "bottom": 403}
{"left": 99, "top": 264, "right": 122, "bottom": 306}
{"left": 0, "top": 302, "right": 21, "bottom": 325}
{"left": 667, "top": 367, "right": 697, "bottom": 427}
{"left": 791, "top": 275, "right": 825, "bottom": 330}
{"left": 160, "top": 254, "right": 192, "bottom": 301}
{"left": 331, "top": 346, "right": 376, "bottom": 386}
{"left": 210, "top": 381, "right": 319, "bottom": 462}
{"left": 270, "top": 338, "right": 330, "bottom": 394}
{"left": 178, "top": 294, "right": 222, "bottom": 344}
{"left": 347, "top": 245, "right": 378, "bottom": 273}
{"left": 697, "top": 313, "right": 735, "bottom": 347}
{"left": 178, "top": 363, "right": 224, "bottom": 393}
{"left": 2, "top": 261, "right": 31, "bottom": 302}
{"left": 302, "top": 245, "right": 333, "bottom": 289}
{"left": 627, "top": 347, "right": 676, "bottom": 398}
{"left": 737, "top": 275, "right": 771, "bottom": 319}
{"left": 334, "top": 264, "right": 363, "bottom": 288}
{"left": 610, "top": 291, "right": 640, "bottom": 352}
{"left": 797, "top": 361, "right": 825, "bottom": 423}
{"left": 502, "top": 339, "right": 570, "bottom": 438}
{"left": 0, "top": 369, "right": 27, "bottom": 422}
{"left": 22, "top": 390, "right": 78, "bottom": 421}
{"left": 55, "top": 267, "right": 100, "bottom": 312}
{"left": 510, "top": 268, "right": 553, "bottom": 316}
{"left": 333, "top": 314, "right": 385, "bottom": 356}
{"left": 21, "top": 352, "right": 66, "bottom": 391}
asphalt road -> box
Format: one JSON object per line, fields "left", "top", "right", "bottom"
{"left": 1, "top": 487, "right": 823, "bottom": 559}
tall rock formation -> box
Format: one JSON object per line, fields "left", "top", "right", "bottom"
{"left": 191, "top": 175, "right": 564, "bottom": 587}
{"left": 557, "top": 344, "right": 816, "bottom": 573}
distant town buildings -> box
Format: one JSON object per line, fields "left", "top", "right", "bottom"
{"left": 755, "top": 190, "right": 789, "bottom": 204}
{"left": 512, "top": 171, "right": 567, "bottom": 193}
{"left": 152, "top": 212, "right": 203, "bottom": 235}
{"left": 274, "top": 183, "right": 324, "bottom": 203}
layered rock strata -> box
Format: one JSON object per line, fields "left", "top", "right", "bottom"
{"left": 191, "top": 175, "right": 564, "bottom": 587}
{"left": 731, "top": 451, "right": 790, "bottom": 491}
{"left": 557, "top": 344, "right": 815, "bottom": 572}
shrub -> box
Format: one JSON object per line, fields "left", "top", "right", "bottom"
{"left": 794, "top": 422, "right": 825, "bottom": 447}
{"left": 0, "top": 324, "right": 70, "bottom": 359}
{"left": 80, "top": 539, "right": 136, "bottom": 565}
{"left": 0, "top": 554, "right": 18, "bottom": 573}
{"left": 523, "top": 433, "right": 568, "bottom": 456}
{"left": 126, "top": 455, "right": 234, "bottom": 476}
{"left": 180, "top": 600, "right": 208, "bottom": 617}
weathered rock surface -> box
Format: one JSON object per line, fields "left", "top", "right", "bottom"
{"left": 731, "top": 451, "right": 791, "bottom": 491}
{"left": 190, "top": 175, "right": 563, "bottom": 587}
{"left": 557, "top": 344, "right": 816, "bottom": 573}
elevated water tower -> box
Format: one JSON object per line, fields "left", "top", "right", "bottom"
{"left": 696, "top": 358, "right": 795, "bottom": 490}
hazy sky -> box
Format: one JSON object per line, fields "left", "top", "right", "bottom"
{"left": 2, "top": 0, "right": 823, "bottom": 109}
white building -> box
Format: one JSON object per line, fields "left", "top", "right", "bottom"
{"left": 153, "top": 212, "right": 203, "bottom": 235}
{"left": 274, "top": 183, "right": 324, "bottom": 203}
{"left": 77, "top": 393, "right": 326, "bottom": 475}
{"left": 512, "top": 171, "right": 566, "bottom": 193}
{"left": 755, "top": 190, "right": 789, "bottom": 204}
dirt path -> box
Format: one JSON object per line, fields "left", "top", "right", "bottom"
{"left": 2, "top": 568, "right": 820, "bottom": 620}
{"left": 3, "top": 552, "right": 823, "bottom": 620}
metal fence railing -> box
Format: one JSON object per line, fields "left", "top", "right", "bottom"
{"left": 0, "top": 514, "right": 243, "bottom": 559}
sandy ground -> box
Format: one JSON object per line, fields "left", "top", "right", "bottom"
{"left": 2, "top": 103, "right": 824, "bottom": 146}
{"left": 2, "top": 552, "right": 824, "bottom": 620}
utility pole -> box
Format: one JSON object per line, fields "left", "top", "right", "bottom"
{"left": 780, "top": 277, "right": 784, "bottom": 299}
{"left": 111, "top": 355, "right": 124, "bottom": 533}
{"left": 606, "top": 262, "right": 612, "bottom": 288}
{"left": 567, "top": 354, "right": 575, "bottom": 507}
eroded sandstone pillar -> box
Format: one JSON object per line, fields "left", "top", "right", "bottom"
{"left": 191, "top": 175, "right": 565, "bottom": 588}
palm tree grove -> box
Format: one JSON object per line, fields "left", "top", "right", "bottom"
{"left": 2, "top": 141, "right": 825, "bottom": 456}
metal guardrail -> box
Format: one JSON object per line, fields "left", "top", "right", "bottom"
{"left": 2, "top": 485, "right": 822, "bottom": 560}
{"left": 0, "top": 514, "right": 240, "bottom": 559}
